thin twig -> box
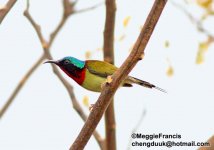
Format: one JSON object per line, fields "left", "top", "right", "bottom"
{"left": 23, "top": 0, "right": 47, "bottom": 47}
{"left": 1, "top": 0, "right": 104, "bottom": 147}
{"left": 126, "top": 109, "right": 146, "bottom": 150}
{"left": 70, "top": 0, "right": 168, "bottom": 149}
{"left": 74, "top": 2, "right": 104, "bottom": 14}
{"left": 103, "top": 0, "right": 116, "bottom": 150}
{"left": 0, "top": 0, "right": 67, "bottom": 119}
{"left": 0, "top": 0, "right": 102, "bottom": 120}
{"left": 23, "top": 1, "right": 105, "bottom": 149}
{"left": 171, "top": 0, "right": 214, "bottom": 40}
{"left": 0, "top": 0, "right": 17, "bottom": 24}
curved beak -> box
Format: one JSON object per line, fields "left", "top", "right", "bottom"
{"left": 43, "top": 60, "right": 59, "bottom": 65}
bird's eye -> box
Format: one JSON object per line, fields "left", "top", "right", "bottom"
{"left": 64, "top": 60, "right": 69, "bottom": 64}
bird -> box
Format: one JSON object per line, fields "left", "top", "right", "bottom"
{"left": 44, "top": 56, "right": 166, "bottom": 93}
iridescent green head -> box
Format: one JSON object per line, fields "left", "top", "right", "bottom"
{"left": 59, "top": 56, "right": 85, "bottom": 69}
{"left": 44, "top": 56, "right": 85, "bottom": 78}
{"left": 45, "top": 56, "right": 85, "bottom": 68}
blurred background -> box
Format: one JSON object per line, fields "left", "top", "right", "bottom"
{"left": 0, "top": 0, "right": 214, "bottom": 149}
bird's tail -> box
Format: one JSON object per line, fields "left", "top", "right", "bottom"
{"left": 127, "top": 76, "right": 166, "bottom": 93}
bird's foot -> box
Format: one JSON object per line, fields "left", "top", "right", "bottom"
{"left": 101, "top": 76, "right": 113, "bottom": 90}
{"left": 106, "top": 75, "right": 113, "bottom": 84}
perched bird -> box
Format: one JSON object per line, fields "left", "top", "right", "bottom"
{"left": 44, "top": 56, "right": 166, "bottom": 92}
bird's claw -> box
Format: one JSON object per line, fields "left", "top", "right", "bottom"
{"left": 106, "top": 75, "right": 113, "bottom": 84}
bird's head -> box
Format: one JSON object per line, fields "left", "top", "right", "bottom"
{"left": 44, "top": 56, "right": 85, "bottom": 77}
{"left": 44, "top": 56, "right": 85, "bottom": 68}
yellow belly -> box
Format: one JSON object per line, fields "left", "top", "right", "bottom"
{"left": 81, "top": 70, "right": 106, "bottom": 92}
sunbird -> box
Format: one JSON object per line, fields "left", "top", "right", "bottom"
{"left": 44, "top": 56, "right": 165, "bottom": 92}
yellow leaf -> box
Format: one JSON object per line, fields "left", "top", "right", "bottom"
{"left": 199, "top": 42, "right": 209, "bottom": 51}
{"left": 85, "top": 51, "right": 91, "bottom": 59}
{"left": 196, "top": 52, "right": 204, "bottom": 64}
{"left": 123, "top": 16, "right": 131, "bottom": 27}
{"left": 82, "top": 96, "right": 89, "bottom": 107}
{"left": 196, "top": 41, "right": 210, "bottom": 64}
{"left": 166, "top": 65, "right": 174, "bottom": 77}
{"left": 164, "top": 40, "right": 170, "bottom": 48}
{"left": 197, "top": 0, "right": 212, "bottom": 8}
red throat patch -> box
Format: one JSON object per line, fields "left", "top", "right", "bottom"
{"left": 60, "top": 67, "right": 86, "bottom": 85}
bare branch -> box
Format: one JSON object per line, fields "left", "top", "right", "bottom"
{"left": 23, "top": 1, "right": 105, "bottom": 149}
{"left": 1, "top": 0, "right": 104, "bottom": 147}
{"left": 103, "top": 0, "right": 116, "bottom": 149}
{"left": 0, "top": 0, "right": 100, "bottom": 119}
{"left": 71, "top": 0, "right": 78, "bottom": 7}
{"left": 0, "top": 0, "right": 17, "bottom": 24}
{"left": 0, "top": 0, "right": 69, "bottom": 119}
{"left": 127, "top": 109, "right": 146, "bottom": 150}
{"left": 23, "top": 0, "right": 47, "bottom": 48}
{"left": 63, "top": 0, "right": 74, "bottom": 18}
{"left": 74, "top": 2, "right": 103, "bottom": 14}
{"left": 0, "top": 0, "right": 105, "bottom": 147}
{"left": 171, "top": 1, "right": 214, "bottom": 40}
{"left": 70, "top": 0, "right": 168, "bottom": 149}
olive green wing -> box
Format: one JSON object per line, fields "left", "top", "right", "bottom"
{"left": 85, "top": 60, "right": 118, "bottom": 78}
